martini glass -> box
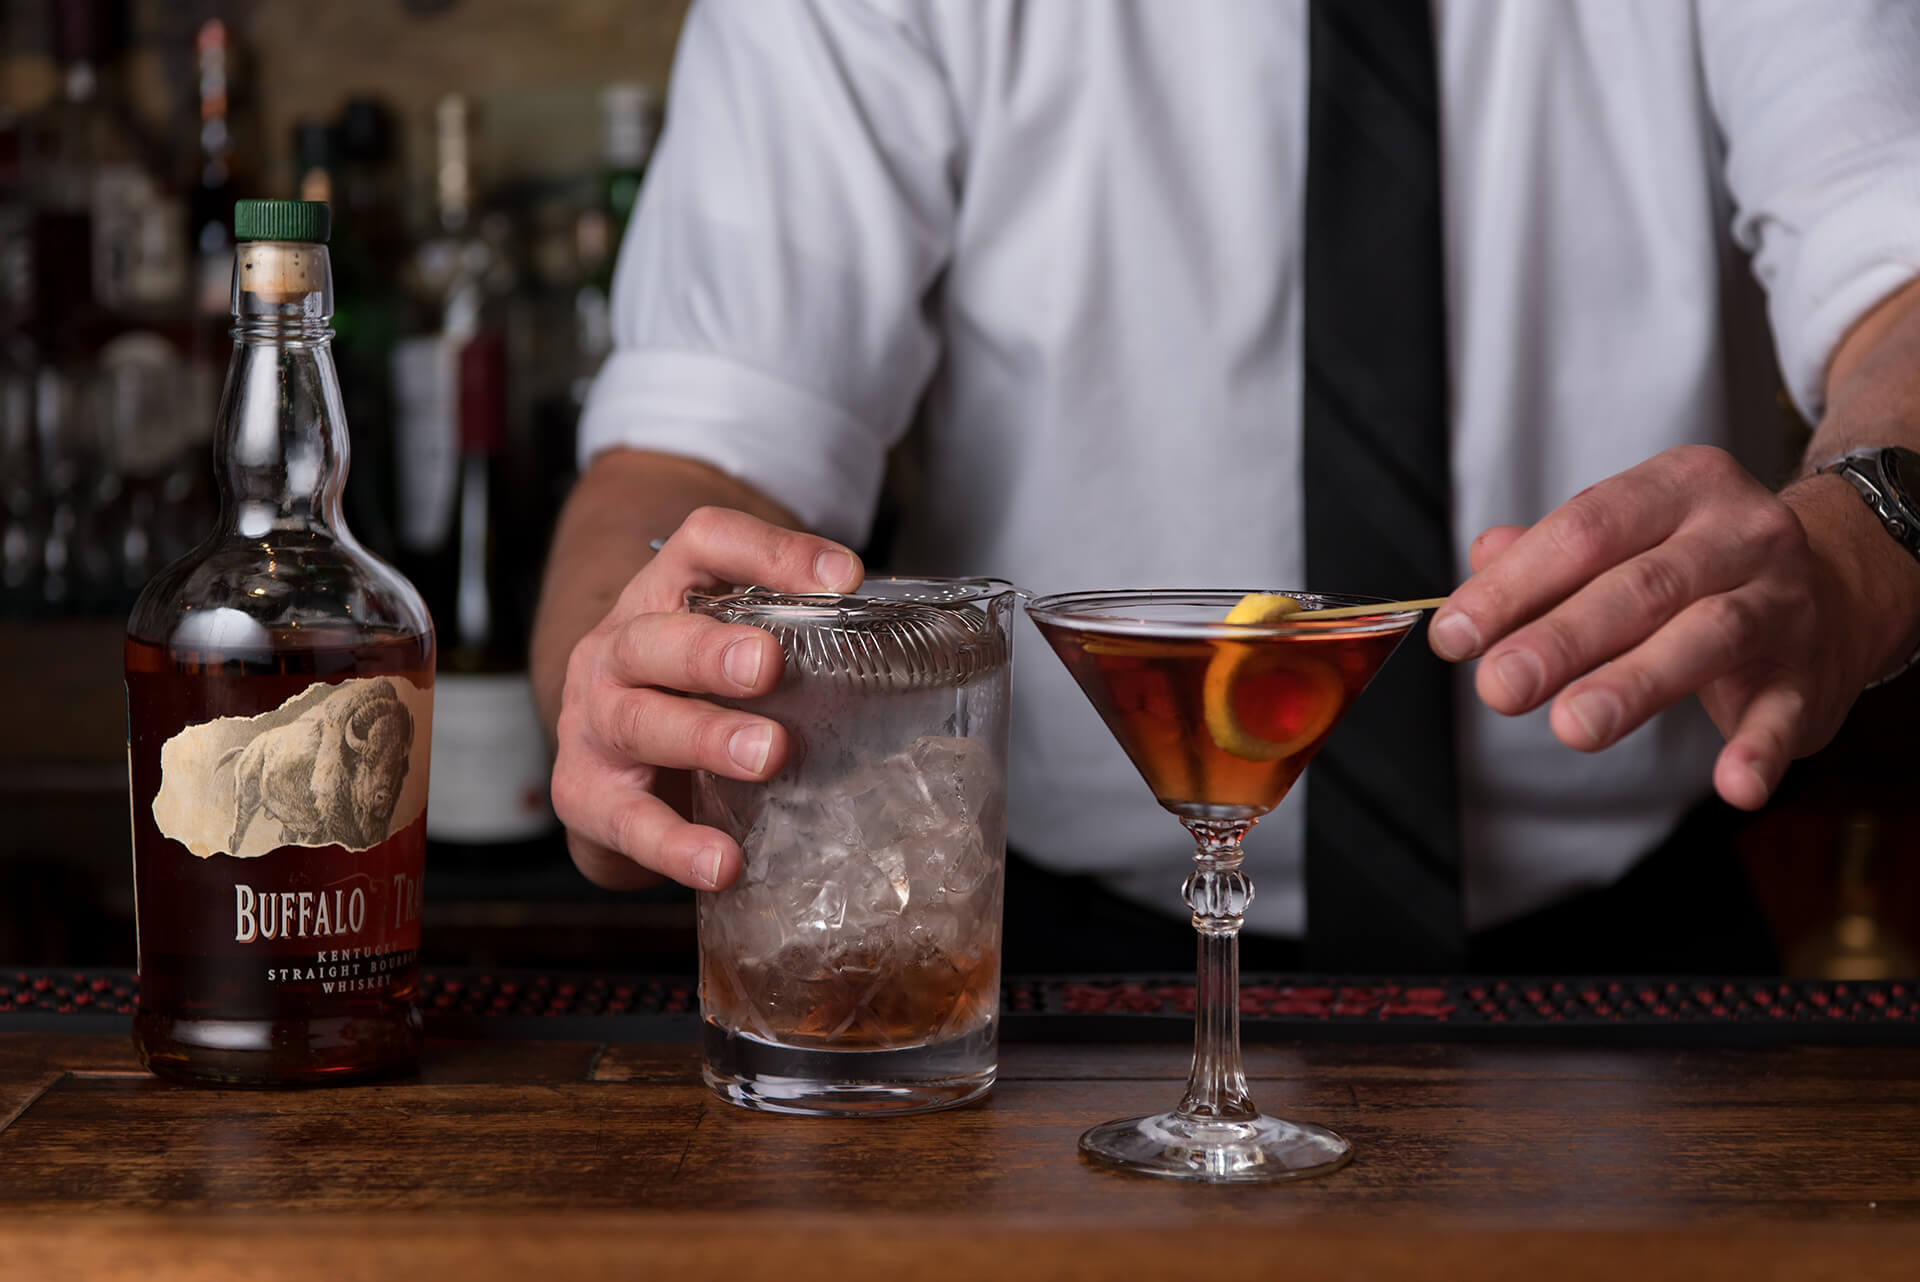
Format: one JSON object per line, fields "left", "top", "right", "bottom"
{"left": 1025, "top": 588, "right": 1421, "bottom": 1182}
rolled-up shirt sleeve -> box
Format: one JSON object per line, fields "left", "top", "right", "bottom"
{"left": 1701, "top": 0, "right": 1920, "bottom": 423}
{"left": 579, "top": 0, "right": 959, "bottom": 546}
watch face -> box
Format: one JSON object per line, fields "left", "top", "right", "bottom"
{"left": 1884, "top": 446, "right": 1920, "bottom": 512}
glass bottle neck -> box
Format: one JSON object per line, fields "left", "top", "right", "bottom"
{"left": 215, "top": 242, "right": 353, "bottom": 541}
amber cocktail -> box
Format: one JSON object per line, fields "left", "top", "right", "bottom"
{"left": 1027, "top": 589, "right": 1419, "bottom": 1182}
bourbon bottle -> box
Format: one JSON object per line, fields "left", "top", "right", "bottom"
{"left": 126, "top": 200, "right": 434, "bottom": 1085}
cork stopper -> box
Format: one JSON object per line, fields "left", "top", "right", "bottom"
{"left": 236, "top": 242, "right": 326, "bottom": 304}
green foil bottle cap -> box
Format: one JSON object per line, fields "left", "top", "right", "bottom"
{"left": 233, "top": 199, "right": 331, "bottom": 244}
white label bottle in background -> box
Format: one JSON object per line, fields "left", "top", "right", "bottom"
{"left": 389, "top": 95, "right": 553, "bottom": 859}
{"left": 419, "top": 332, "right": 556, "bottom": 853}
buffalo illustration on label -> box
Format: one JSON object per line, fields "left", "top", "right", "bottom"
{"left": 151, "top": 675, "right": 433, "bottom": 859}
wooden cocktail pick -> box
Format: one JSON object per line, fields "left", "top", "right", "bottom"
{"left": 1276, "top": 596, "right": 1450, "bottom": 622}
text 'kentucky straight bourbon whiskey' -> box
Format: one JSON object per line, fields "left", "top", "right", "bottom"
{"left": 126, "top": 200, "right": 435, "bottom": 1085}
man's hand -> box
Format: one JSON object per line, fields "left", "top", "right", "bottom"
{"left": 1428, "top": 447, "right": 1899, "bottom": 810}
{"left": 1430, "top": 277, "right": 1920, "bottom": 812}
{"left": 549, "top": 506, "right": 863, "bottom": 891}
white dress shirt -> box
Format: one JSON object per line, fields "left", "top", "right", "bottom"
{"left": 579, "top": 0, "right": 1920, "bottom": 934}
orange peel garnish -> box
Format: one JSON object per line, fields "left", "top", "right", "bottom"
{"left": 1203, "top": 594, "right": 1344, "bottom": 760}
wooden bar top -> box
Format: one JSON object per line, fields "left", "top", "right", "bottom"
{"left": 4, "top": 1032, "right": 1920, "bottom": 1278}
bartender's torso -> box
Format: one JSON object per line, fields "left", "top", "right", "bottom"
{"left": 586, "top": 0, "right": 1920, "bottom": 932}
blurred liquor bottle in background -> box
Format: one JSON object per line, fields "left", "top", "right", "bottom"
{"left": 524, "top": 81, "right": 659, "bottom": 580}
{"left": 332, "top": 97, "right": 407, "bottom": 564}
{"left": 598, "top": 81, "right": 657, "bottom": 262}
{"left": 23, "top": 0, "right": 187, "bottom": 343}
{"left": 394, "top": 94, "right": 554, "bottom": 864}
{"left": 290, "top": 108, "right": 401, "bottom": 562}
{"left": 2, "top": 115, "right": 42, "bottom": 617}
{"left": 336, "top": 100, "right": 407, "bottom": 270}
{"left": 394, "top": 94, "right": 508, "bottom": 572}
{"left": 172, "top": 16, "right": 253, "bottom": 578}
{"left": 1789, "top": 811, "right": 1917, "bottom": 982}
{"left": 424, "top": 331, "right": 556, "bottom": 866}
{"left": 576, "top": 81, "right": 656, "bottom": 365}
{"left": 0, "top": 118, "right": 27, "bottom": 341}
{"left": 291, "top": 117, "right": 335, "bottom": 204}
{"left": 17, "top": 0, "right": 200, "bottom": 616}
{"left": 0, "top": 350, "right": 33, "bottom": 614}
{"left": 188, "top": 17, "right": 247, "bottom": 355}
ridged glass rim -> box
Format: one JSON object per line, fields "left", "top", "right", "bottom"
{"left": 1024, "top": 588, "right": 1422, "bottom": 637}
{"left": 686, "top": 575, "right": 1020, "bottom": 620}
{"left": 688, "top": 575, "right": 1017, "bottom": 690}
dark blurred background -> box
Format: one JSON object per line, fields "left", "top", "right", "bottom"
{"left": 0, "top": 0, "right": 1914, "bottom": 979}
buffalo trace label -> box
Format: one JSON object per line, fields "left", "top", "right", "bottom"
{"left": 151, "top": 675, "right": 432, "bottom": 860}
{"left": 233, "top": 878, "right": 427, "bottom": 944}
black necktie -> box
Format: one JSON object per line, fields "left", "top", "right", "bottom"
{"left": 1302, "top": 0, "right": 1465, "bottom": 972}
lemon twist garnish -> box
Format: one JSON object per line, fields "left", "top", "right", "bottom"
{"left": 1222, "top": 593, "right": 1303, "bottom": 627}
{"left": 1203, "top": 593, "right": 1344, "bottom": 761}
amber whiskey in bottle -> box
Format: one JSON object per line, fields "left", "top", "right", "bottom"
{"left": 126, "top": 199, "right": 434, "bottom": 1085}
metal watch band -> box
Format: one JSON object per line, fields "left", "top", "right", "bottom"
{"left": 1817, "top": 447, "right": 1920, "bottom": 686}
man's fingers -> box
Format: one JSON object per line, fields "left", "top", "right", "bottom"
{"left": 653, "top": 505, "right": 863, "bottom": 598}
{"left": 585, "top": 685, "right": 789, "bottom": 780}
{"left": 548, "top": 505, "right": 849, "bottom": 894}
{"left": 1432, "top": 524, "right": 1523, "bottom": 660}
{"left": 1542, "top": 590, "right": 1772, "bottom": 752}
{"left": 566, "top": 830, "right": 665, "bottom": 892}
{"left": 1473, "top": 527, "right": 1752, "bottom": 715}
{"left": 553, "top": 761, "right": 743, "bottom": 890}
{"left": 1467, "top": 525, "right": 1525, "bottom": 574}
{"left": 598, "top": 610, "right": 785, "bottom": 699}
{"left": 1432, "top": 448, "right": 1732, "bottom": 661}
{"left": 1712, "top": 681, "right": 1803, "bottom": 811}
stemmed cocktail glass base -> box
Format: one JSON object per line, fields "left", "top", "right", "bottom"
{"left": 1072, "top": 812, "right": 1355, "bottom": 1184}
{"left": 1080, "top": 1113, "right": 1352, "bottom": 1183}
{"left": 1027, "top": 589, "right": 1420, "bottom": 1185}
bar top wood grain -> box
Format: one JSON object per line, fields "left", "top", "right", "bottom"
{"left": 3, "top": 1033, "right": 1919, "bottom": 1280}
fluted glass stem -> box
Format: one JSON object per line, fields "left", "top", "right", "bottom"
{"left": 1177, "top": 818, "right": 1257, "bottom": 1124}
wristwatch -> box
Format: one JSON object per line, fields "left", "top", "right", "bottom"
{"left": 1816, "top": 445, "right": 1920, "bottom": 685}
